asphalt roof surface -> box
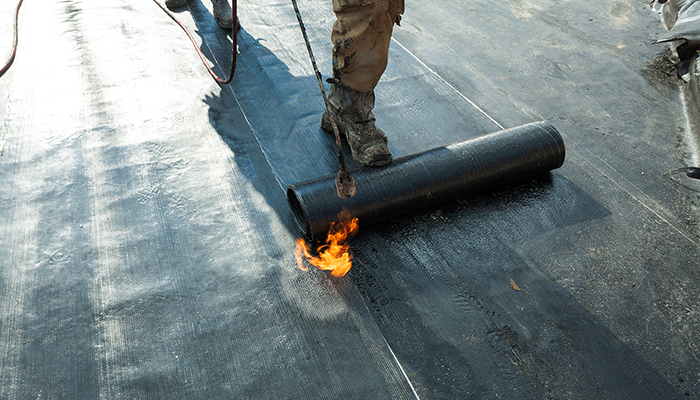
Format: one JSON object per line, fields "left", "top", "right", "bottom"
{"left": 1, "top": 0, "right": 699, "bottom": 398}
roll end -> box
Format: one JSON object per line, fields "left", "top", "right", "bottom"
{"left": 286, "top": 185, "right": 312, "bottom": 239}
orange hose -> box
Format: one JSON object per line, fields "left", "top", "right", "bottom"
{"left": 153, "top": 0, "right": 238, "bottom": 84}
{"left": 0, "top": 0, "right": 23, "bottom": 78}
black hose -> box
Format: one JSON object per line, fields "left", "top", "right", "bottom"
{"left": 287, "top": 121, "right": 566, "bottom": 239}
{"left": 290, "top": 0, "right": 354, "bottom": 198}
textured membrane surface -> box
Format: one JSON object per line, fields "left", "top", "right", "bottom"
{"left": 1, "top": 0, "right": 699, "bottom": 398}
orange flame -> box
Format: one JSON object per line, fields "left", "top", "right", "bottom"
{"left": 295, "top": 210, "right": 359, "bottom": 277}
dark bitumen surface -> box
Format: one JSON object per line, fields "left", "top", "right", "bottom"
{"left": 0, "top": 0, "right": 699, "bottom": 398}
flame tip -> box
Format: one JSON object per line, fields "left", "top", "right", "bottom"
{"left": 295, "top": 210, "right": 358, "bottom": 277}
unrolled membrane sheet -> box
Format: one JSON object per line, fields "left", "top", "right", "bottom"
{"left": 1, "top": 0, "right": 700, "bottom": 399}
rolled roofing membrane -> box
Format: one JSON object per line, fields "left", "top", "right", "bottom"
{"left": 288, "top": 121, "right": 565, "bottom": 239}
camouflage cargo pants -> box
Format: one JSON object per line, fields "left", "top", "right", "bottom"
{"left": 331, "top": 0, "right": 404, "bottom": 92}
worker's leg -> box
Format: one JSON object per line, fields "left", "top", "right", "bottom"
{"left": 212, "top": 0, "right": 234, "bottom": 30}
{"left": 165, "top": 0, "right": 233, "bottom": 30}
{"left": 322, "top": 0, "right": 404, "bottom": 167}
{"left": 165, "top": 0, "right": 188, "bottom": 8}
{"left": 331, "top": 0, "right": 403, "bottom": 92}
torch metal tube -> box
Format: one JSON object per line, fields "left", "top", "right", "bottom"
{"left": 287, "top": 121, "right": 565, "bottom": 240}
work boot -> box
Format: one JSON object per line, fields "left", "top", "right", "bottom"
{"left": 321, "top": 82, "right": 392, "bottom": 167}
{"left": 212, "top": 0, "right": 234, "bottom": 30}
{"left": 165, "top": 0, "right": 187, "bottom": 8}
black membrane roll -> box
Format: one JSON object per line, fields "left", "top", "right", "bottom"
{"left": 287, "top": 121, "right": 565, "bottom": 240}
